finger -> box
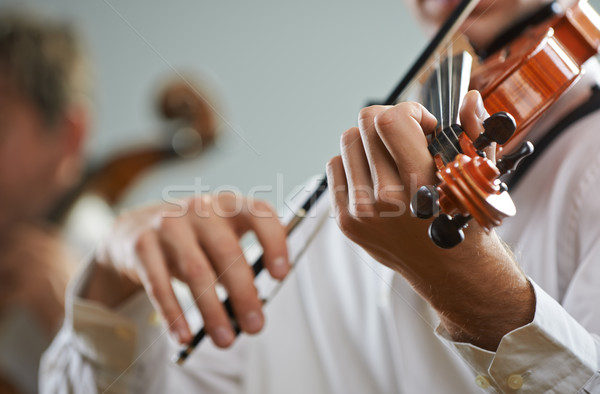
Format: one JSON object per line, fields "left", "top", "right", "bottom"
{"left": 459, "top": 90, "right": 487, "bottom": 138}
{"left": 373, "top": 102, "right": 438, "bottom": 187}
{"left": 205, "top": 194, "right": 290, "bottom": 280}
{"left": 459, "top": 90, "right": 495, "bottom": 161}
{"left": 158, "top": 218, "right": 235, "bottom": 348}
{"left": 326, "top": 155, "right": 349, "bottom": 213}
{"left": 357, "top": 106, "right": 404, "bottom": 198}
{"left": 192, "top": 215, "right": 264, "bottom": 336}
{"left": 134, "top": 231, "right": 190, "bottom": 344}
{"left": 326, "top": 155, "right": 351, "bottom": 228}
{"left": 238, "top": 199, "right": 290, "bottom": 280}
{"left": 339, "top": 127, "right": 374, "bottom": 216}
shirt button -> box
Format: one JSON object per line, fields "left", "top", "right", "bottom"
{"left": 507, "top": 374, "right": 524, "bottom": 390}
{"left": 115, "top": 326, "right": 134, "bottom": 340}
{"left": 148, "top": 311, "right": 162, "bottom": 326}
{"left": 475, "top": 375, "right": 491, "bottom": 389}
{"left": 378, "top": 291, "right": 390, "bottom": 307}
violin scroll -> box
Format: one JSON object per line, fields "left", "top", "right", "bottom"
{"left": 410, "top": 112, "right": 533, "bottom": 248}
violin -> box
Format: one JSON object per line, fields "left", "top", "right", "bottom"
{"left": 410, "top": 0, "right": 600, "bottom": 248}
{"left": 175, "top": 0, "right": 600, "bottom": 362}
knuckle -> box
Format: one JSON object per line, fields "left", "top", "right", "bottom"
{"left": 358, "top": 106, "right": 381, "bottom": 125}
{"left": 397, "top": 101, "right": 422, "bottom": 114}
{"left": 146, "top": 281, "right": 167, "bottom": 303}
{"left": 212, "top": 237, "right": 237, "bottom": 254}
{"left": 250, "top": 199, "right": 274, "bottom": 216}
{"left": 374, "top": 108, "right": 398, "bottom": 132}
{"left": 336, "top": 211, "right": 358, "bottom": 236}
{"left": 374, "top": 192, "right": 396, "bottom": 212}
{"left": 340, "top": 127, "right": 361, "bottom": 150}
{"left": 228, "top": 287, "right": 258, "bottom": 308}
{"left": 134, "top": 230, "right": 154, "bottom": 255}
{"left": 327, "top": 155, "right": 343, "bottom": 170}
{"left": 180, "top": 258, "right": 209, "bottom": 282}
{"left": 374, "top": 185, "right": 388, "bottom": 204}
{"left": 374, "top": 183, "right": 396, "bottom": 204}
{"left": 189, "top": 195, "right": 213, "bottom": 217}
{"left": 351, "top": 188, "right": 372, "bottom": 205}
{"left": 161, "top": 309, "right": 181, "bottom": 325}
{"left": 157, "top": 216, "right": 177, "bottom": 233}
{"left": 351, "top": 200, "right": 375, "bottom": 218}
{"left": 216, "top": 190, "right": 240, "bottom": 207}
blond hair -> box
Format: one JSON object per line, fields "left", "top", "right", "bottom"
{"left": 0, "top": 11, "right": 90, "bottom": 127}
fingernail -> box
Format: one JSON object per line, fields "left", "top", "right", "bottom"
{"left": 271, "top": 256, "right": 289, "bottom": 278}
{"left": 173, "top": 324, "right": 189, "bottom": 344}
{"left": 213, "top": 326, "right": 234, "bottom": 346}
{"left": 245, "top": 311, "right": 263, "bottom": 332}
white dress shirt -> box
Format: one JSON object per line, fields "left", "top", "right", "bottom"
{"left": 41, "top": 60, "right": 600, "bottom": 393}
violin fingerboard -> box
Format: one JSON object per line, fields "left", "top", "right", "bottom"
{"left": 422, "top": 51, "right": 473, "bottom": 164}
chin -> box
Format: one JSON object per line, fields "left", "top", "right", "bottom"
{"left": 461, "top": 16, "right": 498, "bottom": 50}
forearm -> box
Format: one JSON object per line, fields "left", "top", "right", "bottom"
{"left": 409, "top": 231, "right": 536, "bottom": 351}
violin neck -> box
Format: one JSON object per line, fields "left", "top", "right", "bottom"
{"left": 422, "top": 51, "right": 473, "bottom": 164}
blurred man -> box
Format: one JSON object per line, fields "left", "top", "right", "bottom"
{"left": 42, "top": 0, "right": 600, "bottom": 393}
{"left": 0, "top": 11, "right": 89, "bottom": 394}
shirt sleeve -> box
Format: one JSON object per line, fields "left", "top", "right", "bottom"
{"left": 39, "top": 261, "right": 246, "bottom": 394}
{"left": 436, "top": 280, "right": 600, "bottom": 393}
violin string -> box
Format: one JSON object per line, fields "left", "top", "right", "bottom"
{"left": 445, "top": 43, "right": 462, "bottom": 152}
{"left": 430, "top": 56, "right": 447, "bottom": 162}
{"left": 448, "top": 44, "right": 454, "bottom": 127}
{"left": 434, "top": 48, "right": 461, "bottom": 162}
{"left": 436, "top": 62, "right": 445, "bottom": 132}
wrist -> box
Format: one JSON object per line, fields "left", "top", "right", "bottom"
{"left": 439, "top": 276, "right": 535, "bottom": 351}
{"left": 415, "top": 232, "right": 536, "bottom": 351}
{"left": 82, "top": 260, "right": 141, "bottom": 308}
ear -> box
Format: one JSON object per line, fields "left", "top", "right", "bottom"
{"left": 60, "top": 101, "right": 90, "bottom": 159}
{"left": 53, "top": 102, "right": 90, "bottom": 186}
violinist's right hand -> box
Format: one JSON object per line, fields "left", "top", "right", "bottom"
{"left": 83, "top": 194, "right": 289, "bottom": 348}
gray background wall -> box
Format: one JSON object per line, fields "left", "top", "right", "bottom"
{"left": 2, "top": 0, "right": 600, "bottom": 210}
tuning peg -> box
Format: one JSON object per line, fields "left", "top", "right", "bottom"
{"left": 496, "top": 141, "right": 534, "bottom": 175}
{"left": 410, "top": 185, "right": 440, "bottom": 219}
{"left": 429, "top": 214, "right": 471, "bottom": 249}
{"left": 473, "top": 112, "right": 517, "bottom": 151}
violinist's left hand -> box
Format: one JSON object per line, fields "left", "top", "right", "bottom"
{"left": 326, "top": 91, "right": 535, "bottom": 351}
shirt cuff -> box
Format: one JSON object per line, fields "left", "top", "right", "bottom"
{"left": 64, "top": 261, "right": 165, "bottom": 373}
{"left": 436, "top": 279, "right": 598, "bottom": 393}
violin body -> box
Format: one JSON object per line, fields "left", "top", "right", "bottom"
{"left": 471, "top": 0, "right": 600, "bottom": 146}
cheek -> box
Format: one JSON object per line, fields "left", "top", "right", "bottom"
{"left": 0, "top": 134, "right": 59, "bottom": 208}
